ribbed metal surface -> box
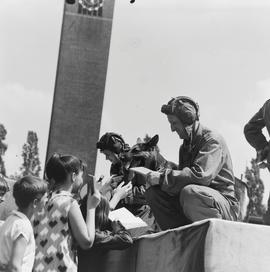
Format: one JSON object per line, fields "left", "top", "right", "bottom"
{"left": 46, "top": 0, "right": 115, "bottom": 174}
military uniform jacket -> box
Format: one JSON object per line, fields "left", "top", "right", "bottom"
{"left": 160, "top": 123, "right": 238, "bottom": 204}
{"left": 244, "top": 99, "right": 270, "bottom": 151}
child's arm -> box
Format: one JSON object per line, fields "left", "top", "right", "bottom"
{"left": 69, "top": 191, "right": 100, "bottom": 250}
{"left": 8, "top": 234, "right": 27, "bottom": 272}
{"left": 109, "top": 182, "right": 132, "bottom": 210}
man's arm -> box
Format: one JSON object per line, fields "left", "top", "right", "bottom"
{"left": 244, "top": 100, "right": 270, "bottom": 151}
{"left": 157, "top": 138, "right": 224, "bottom": 195}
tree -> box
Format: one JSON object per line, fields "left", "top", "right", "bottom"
{"left": 0, "top": 124, "right": 7, "bottom": 176}
{"left": 245, "top": 158, "right": 265, "bottom": 218}
{"left": 21, "top": 131, "right": 41, "bottom": 177}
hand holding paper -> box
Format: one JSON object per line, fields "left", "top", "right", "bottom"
{"left": 129, "top": 167, "right": 161, "bottom": 188}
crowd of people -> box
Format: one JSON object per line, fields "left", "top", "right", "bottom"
{"left": 0, "top": 96, "right": 269, "bottom": 272}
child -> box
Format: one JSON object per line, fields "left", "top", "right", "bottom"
{"left": 78, "top": 195, "right": 133, "bottom": 272}
{"left": 0, "top": 175, "right": 47, "bottom": 272}
{"left": 0, "top": 176, "right": 17, "bottom": 221}
{"left": 32, "top": 153, "right": 100, "bottom": 272}
{"left": 0, "top": 174, "right": 9, "bottom": 203}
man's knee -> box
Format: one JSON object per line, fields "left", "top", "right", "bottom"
{"left": 180, "top": 184, "right": 198, "bottom": 206}
{"left": 145, "top": 186, "right": 190, "bottom": 229}
{"left": 180, "top": 184, "right": 221, "bottom": 221}
{"left": 180, "top": 185, "right": 198, "bottom": 219}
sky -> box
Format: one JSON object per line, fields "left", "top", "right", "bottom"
{"left": 96, "top": 0, "right": 270, "bottom": 203}
{"left": 1, "top": 0, "right": 270, "bottom": 203}
{"left": 0, "top": 0, "right": 64, "bottom": 176}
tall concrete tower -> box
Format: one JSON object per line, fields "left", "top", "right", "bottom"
{"left": 46, "top": 0, "right": 115, "bottom": 174}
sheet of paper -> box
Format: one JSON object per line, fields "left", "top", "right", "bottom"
{"left": 129, "top": 167, "right": 152, "bottom": 177}
{"left": 109, "top": 207, "right": 148, "bottom": 230}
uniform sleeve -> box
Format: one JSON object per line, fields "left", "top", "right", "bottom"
{"left": 244, "top": 100, "right": 270, "bottom": 151}
{"left": 164, "top": 160, "right": 178, "bottom": 170}
{"left": 160, "top": 138, "right": 224, "bottom": 195}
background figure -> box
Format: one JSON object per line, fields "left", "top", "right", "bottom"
{"left": 96, "top": 133, "right": 132, "bottom": 190}
{"left": 0, "top": 175, "right": 9, "bottom": 203}
{"left": 96, "top": 133, "right": 158, "bottom": 232}
{"left": 0, "top": 176, "right": 17, "bottom": 221}
{"left": 97, "top": 133, "right": 158, "bottom": 212}
{"left": 142, "top": 96, "right": 239, "bottom": 230}
{"left": 244, "top": 99, "right": 270, "bottom": 224}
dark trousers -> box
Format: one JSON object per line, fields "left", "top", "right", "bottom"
{"left": 144, "top": 186, "right": 191, "bottom": 230}
{"left": 145, "top": 185, "right": 239, "bottom": 230}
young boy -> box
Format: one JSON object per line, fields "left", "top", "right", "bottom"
{"left": 0, "top": 175, "right": 47, "bottom": 272}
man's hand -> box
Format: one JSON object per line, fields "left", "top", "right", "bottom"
{"left": 145, "top": 171, "right": 161, "bottom": 189}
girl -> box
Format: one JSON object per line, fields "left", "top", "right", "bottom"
{"left": 32, "top": 153, "right": 100, "bottom": 272}
{"left": 78, "top": 195, "right": 133, "bottom": 272}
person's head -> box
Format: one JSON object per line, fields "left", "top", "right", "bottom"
{"left": 101, "top": 150, "right": 120, "bottom": 164}
{"left": 45, "top": 153, "right": 86, "bottom": 193}
{"left": 13, "top": 175, "right": 47, "bottom": 213}
{"left": 0, "top": 174, "right": 9, "bottom": 202}
{"left": 95, "top": 195, "right": 110, "bottom": 231}
{"left": 96, "top": 133, "right": 129, "bottom": 164}
{"left": 161, "top": 96, "right": 199, "bottom": 139}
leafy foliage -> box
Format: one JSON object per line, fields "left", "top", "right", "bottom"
{"left": 21, "top": 131, "right": 41, "bottom": 177}
{"left": 0, "top": 124, "right": 7, "bottom": 176}
{"left": 245, "top": 158, "right": 265, "bottom": 217}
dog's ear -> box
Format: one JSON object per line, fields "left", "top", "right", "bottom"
{"left": 136, "top": 137, "right": 143, "bottom": 144}
{"left": 146, "top": 134, "right": 159, "bottom": 148}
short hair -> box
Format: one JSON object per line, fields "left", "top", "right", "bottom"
{"left": 45, "top": 153, "right": 86, "bottom": 185}
{"left": 13, "top": 175, "right": 48, "bottom": 209}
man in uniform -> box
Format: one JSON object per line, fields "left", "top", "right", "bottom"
{"left": 244, "top": 99, "right": 270, "bottom": 224}
{"left": 143, "top": 96, "right": 239, "bottom": 230}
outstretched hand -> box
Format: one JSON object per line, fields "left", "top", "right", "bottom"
{"left": 99, "top": 175, "right": 123, "bottom": 195}
{"left": 113, "top": 181, "right": 133, "bottom": 200}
